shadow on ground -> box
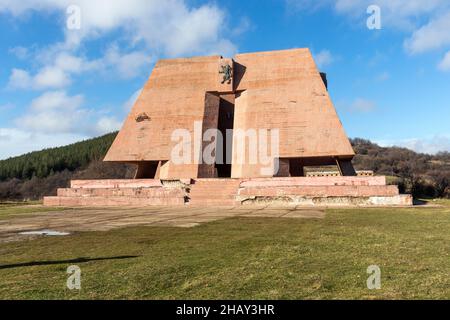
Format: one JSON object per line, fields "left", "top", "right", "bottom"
{"left": 414, "top": 199, "right": 428, "bottom": 205}
{"left": 0, "top": 255, "right": 140, "bottom": 270}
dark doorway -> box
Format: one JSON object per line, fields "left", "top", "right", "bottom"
{"left": 275, "top": 157, "right": 357, "bottom": 177}
{"left": 215, "top": 94, "right": 235, "bottom": 177}
{"left": 134, "top": 161, "right": 160, "bottom": 179}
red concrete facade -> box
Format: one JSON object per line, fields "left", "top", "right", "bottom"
{"left": 43, "top": 177, "right": 413, "bottom": 207}
{"left": 43, "top": 49, "right": 413, "bottom": 207}
{"left": 104, "top": 48, "right": 355, "bottom": 179}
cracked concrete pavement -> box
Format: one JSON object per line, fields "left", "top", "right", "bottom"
{"left": 0, "top": 205, "right": 325, "bottom": 242}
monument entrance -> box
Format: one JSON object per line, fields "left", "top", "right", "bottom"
{"left": 216, "top": 93, "right": 235, "bottom": 178}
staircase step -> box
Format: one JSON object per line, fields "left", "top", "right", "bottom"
{"left": 43, "top": 177, "right": 412, "bottom": 208}
{"left": 57, "top": 187, "right": 186, "bottom": 198}
{"left": 187, "top": 179, "right": 241, "bottom": 205}
{"left": 44, "top": 195, "right": 185, "bottom": 207}
{"left": 238, "top": 185, "right": 400, "bottom": 197}
{"left": 188, "top": 200, "right": 238, "bottom": 206}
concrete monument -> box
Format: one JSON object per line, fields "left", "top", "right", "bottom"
{"left": 44, "top": 49, "right": 412, "bottom": 207}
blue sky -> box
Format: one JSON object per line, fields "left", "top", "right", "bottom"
{"left": 1, "top": 0, "right": 450, "bottom": 159}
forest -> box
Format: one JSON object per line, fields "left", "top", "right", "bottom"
{"left": 0, "top": 132, "right": 117, "bottom": 181}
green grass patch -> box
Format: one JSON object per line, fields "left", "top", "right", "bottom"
{"left": 1, "top": 206, "right": 450, "bottom": 299}
{"left": 0, "top": 202, "right": 66, "bottom": 220}
{"left": 428, "top": 198, "right": 450, "bottom": 206}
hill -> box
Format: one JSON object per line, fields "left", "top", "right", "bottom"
{"left": 0, "top": 132, "right": 135, "bottom": 200}
{"left": 0, "top": 132, "right": 117, "bottom": 181}
{"left": 0, "top": 135, "right": 448, "bottom": 200}
{"left": 351, "top": 138, "right": 449, "bottom": 198}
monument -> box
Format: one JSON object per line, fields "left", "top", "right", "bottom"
{"left": 44, "top": 48, "right": 412, "bottom": 207}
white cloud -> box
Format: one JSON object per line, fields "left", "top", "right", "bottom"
{"left": 0, "top": 90, "right": 122, "bottom": 159}
{"left": 17, "top": 91, "right": 85, "bottom": 134}
{"left": 377, "top": 135, "right": 450, "bottom": 154}
{"left": 287, "top": 0, "right": 448, "bottom": 25}
{"left": 231, "top": 17, "right": 252, "bottom": 37}
{"left": 0, "top": 0, "right": 237, "bottom": 58}
{"left": 103, "top": 46, "right": 153, "bottom": 79}
{"left": 285, "top": 0, "right": 330, "bottom": 13}
{"left": 376, "top": 71, "right": 390, "bottom": 81}
{"left": 29, "top": 90, "right": 84, "bottom": 111}
{"left": 7, "top": 64, "right": 71, "bottom": 90}
{"left": 7, "top": 68, "right": 32, "bottom": 89}
{"left": 286, "top": 1, "right": 450, "bottom": 68}
{"left": 438, "top": 51, "right": 450, "bottom": 71}
{"left": 15, "top": 91, "right": 120, "bottom": 136}
{"left": 314, "top": 50, "right": 334, "bottom": 68}
{"left": 317, "top": 0, "right": 449, "bottom": 30}
{"left": 0, "top": 0, "right": 244, "bottom": 158}
{"left": 3, "top": 0, "right": 239, "bottom": 92}
{"left": 9, "top": 46, "right": 29, "bottom": 59}
{"left": 0, "top": 103, "right": 14, "bottom": 111}
{"left": 54, "top": 52, "right": 85, "bottom": 73}
{"left": 123, "top": 88, "right": 143, "bottom": 111}
{"left": 349, "top": 98, "right": 376, "bottom": 113}
{"left": 6, "top": 48, "right": 152, "bottom": 90}
{"left": 404, "top": 11, "right": 450, "bottom": 54}
{"left": 95, "top": 117, "right": 122, "bottom": 134}
{"left": 34, "top": 66, "right": 72, "bottom": 88}
{"left": 0, "top": 128, "right": 88, "bottom": 160}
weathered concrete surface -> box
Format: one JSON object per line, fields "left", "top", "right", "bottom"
{"left": 44, "top": 49, "right": 412, "bottom": 206}
{"left": 231, "top": 49, "right": 354, "bottom": 177}
{"left": 104, "top": 48, "right": 355, "bottom": 178}
{"left": 239, "top": 176, "right": 386, "bottom": 187}
{"left": 57, "top": 187, "right": 186, "bottom": 198}
{"left": 0, "top": 206, "right": 325, "bottom": 243}
{"left": 239, "top": 195, "right": 413, "bottom": 207}
{"left": 104, "top": 55, "right": 233, "bottom": 178}
{"left": 236, "top": 176, "right": 412, "bottom": 206}
{"left": 71, "top": 179, "right": 163, "bottom": 188}
{"left": 44, "top": 176, "right": 413, "bottom": 207}
{"left": 70, "top": 179, "right": 191, "bottom": 189}
{"left": 188, "top": 179, "right": 241, "bottom": 206}
{"left": 238, "top": 185, "right": 400, "bottom": 197}
{"left": 44, "top": 195, "right": 186, "bottom": 207}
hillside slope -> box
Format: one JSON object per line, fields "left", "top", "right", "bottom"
{"left": 0, "top": 135, "right": 448, "bottom": 200}
{"left": 0, "top": 132, "right": 135, "bottom": 200}
{"left": 0, "top": 132, "right": 118, "bottom": 181}
{"left": 351, "top": 138, "right": 449, "bottom": 197}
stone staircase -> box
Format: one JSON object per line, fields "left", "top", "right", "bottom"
{"left": 44, "top": 179, "right": 188, "bottom": 206}
{"left": 44, "top": 177, "right": 413, "bottom": 207}
{"left": 235, "top": 177, "right": 412, "bottom": 206}
{"left": 187, "top": 179, "right": 242, "bottom": 206}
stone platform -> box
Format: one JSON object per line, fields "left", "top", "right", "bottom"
{"left": 43, "top": 176, "right": 413, "bottom": 207}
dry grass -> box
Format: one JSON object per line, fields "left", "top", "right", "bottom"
{"left": 0, "top": 203, "right": 450, "bottom": 299}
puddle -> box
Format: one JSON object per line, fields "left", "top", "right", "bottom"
{"left": 19, "top": 229, "right": 71, "bottom": 236}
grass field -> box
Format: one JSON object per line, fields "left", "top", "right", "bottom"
{"left": 0, "top": 202, "right": 66, "bottom": 220}
{"left": 1, "top": 202, "right": 450, "bottom": 299}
